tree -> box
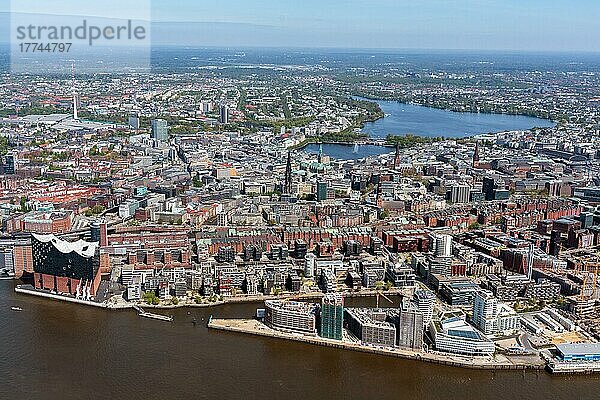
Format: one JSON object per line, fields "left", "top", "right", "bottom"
{"left": 192, "top": 175, "right": 203, "bottom": 188}
{"left": 143, "top": 291, "right": 158, "bottom": 305}
{"left": 468, "top": 222, "right": 481, "bottom": 230}
{"left": 384, "top": 281, "right": 393, "bottom": 291}
{"left": 374, "top": 281, "right": 384, "bottom": 291}
{"left": 20, "top": 197, "right": 28, "bottom": 213}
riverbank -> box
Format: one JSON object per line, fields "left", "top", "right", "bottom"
{"left": 15, "top": 285, "right": 110, "bottom": 309}
{"left": 14, "top": 282, "right": 409, "bottom": 311}
{"left": 208, "top": 318, "right": 545, "bottom": 372}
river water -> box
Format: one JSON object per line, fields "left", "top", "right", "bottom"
{"left": 1, "top": 281, "right": 598, "bottom": 400}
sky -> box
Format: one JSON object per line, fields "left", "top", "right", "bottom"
{"left": 1, "top": 0, "right": 599, "bottom": 51}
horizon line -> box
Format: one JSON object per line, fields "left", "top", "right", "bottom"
{"left": 0, "top": 43, "right": 599, "bottom": 55}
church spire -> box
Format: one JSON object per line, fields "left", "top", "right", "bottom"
{"left": 394, "top": 143, "right": 400, "bottom": 170}
{"left": 284, "top": 150, "right": 292, "bottom": 194}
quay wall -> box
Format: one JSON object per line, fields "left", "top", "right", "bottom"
{"left": 208, "top": 319, "right": 545, "bottom": 372}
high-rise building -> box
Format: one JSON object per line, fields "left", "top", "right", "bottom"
{"left": 482, "top": 176, "right": 497, "bottom": 201}
{"left": 316, "top": 181, "right": 328, "bottom": 201}
{"left": 128, "top": 114, "right": 140, "bottom": 130}
{"left": 151, "top": 119, "right": 168, "bottom": 142}
{"left": 320, "top": 293, "right": 344, "bottom": 340}
{"left": 472, "top": 290, "right": 520, "bottom": 336}
{"left": 220, "top": 105, "right": 229, "bottom": 124}
{"left": 304, "top": 253, "right": 316, "bottom": 277}
{"left": 449, "top": 184, "right": 471, "bottom": 204}
{"left": 397, "top": 302, "right": 424, "bottom": 350}
{"left": 430, "top": 233, "right": 452, "bottom": 258}
{"left": 472, "top": 290, "right": 498, "bottom": 335}
{"left": 414, "top": 289, "right": 436, "bottom": 328}
{"left": 1, "top": 152, "right": 16, "bottom": 175}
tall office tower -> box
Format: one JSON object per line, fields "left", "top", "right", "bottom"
{"left": 316, "top": 181, "right": 328, "bottom": 201}
{"left": 220, "top": 105, "right": 229, "bottom": 124}
{"left": 414, "top": 289, "right": 436, "bottom": 328}
{"left": 128, "top": 114, "right": 140, "bottom": 130}
{"left": 1, "top": 152, "right": 16, "bottom": 175}
{"left": 320, "top": 293, "right": 344, "bottom": 340}
{"left": 304, "top": 253, "right": 316, "bottom": 278}
{"left": 151, "top": 119, "right": 168, "bottom": 142}
{"left": 472, "top": 290, "right": 498, "bottom": 335}
{"left": 203, "top": 102, "right": 214, "bottom": 113}
{"left": 393, "top": 143, "right": 400, "bottom": 169}
{"left": 449, "top": 184, "right": 471, "bottom": 204}
{"left": 430, "top": 233, "right": 452, "bottom": 258}
{"left": 482, "top": 176, "right": 497, "bottom": 201}
{"left": 397, "top": 301, "right": 424, "bottom": 349}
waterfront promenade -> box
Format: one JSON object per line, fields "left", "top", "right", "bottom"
{"left": 208, "top": 318, "right": 546, "bottom": 372}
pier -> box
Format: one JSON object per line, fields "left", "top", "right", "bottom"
{"left": 132, "top": 304, "right": 173, "bottom": 322}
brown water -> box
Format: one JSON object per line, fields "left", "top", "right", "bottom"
{"left": 1, "top": 280, "right": 599, "bottom": 400}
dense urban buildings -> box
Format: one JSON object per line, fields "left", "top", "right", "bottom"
{"left": 0, "top": 47, "right": 599, "bottom": 376}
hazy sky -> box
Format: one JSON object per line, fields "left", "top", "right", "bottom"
{"left": 1, "top": 0, "right": 599, "bottom": 51}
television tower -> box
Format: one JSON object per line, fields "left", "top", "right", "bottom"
{"left": 72, "top": 63, "right": 78, "bottom": 120}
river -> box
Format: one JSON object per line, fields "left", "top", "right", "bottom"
{"left": 1, "top": 281, "right": 598, "bottom": 400}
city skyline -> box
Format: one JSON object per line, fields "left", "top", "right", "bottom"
{"left": 2, "top": 2, "right": 600, "bottom": 399}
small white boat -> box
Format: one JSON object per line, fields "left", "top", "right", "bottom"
{"left": 11, "top": 307, "right": 23, "bottom": 312}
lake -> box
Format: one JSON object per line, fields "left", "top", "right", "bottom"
{"left": 360, "top": 99, "right": 555, "bottom": 138}
{"left": 303, "top": 99, "right": 554, "bottom": 160}
{"left": 303, "top": 143, "right": 393, "bottom": 160}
